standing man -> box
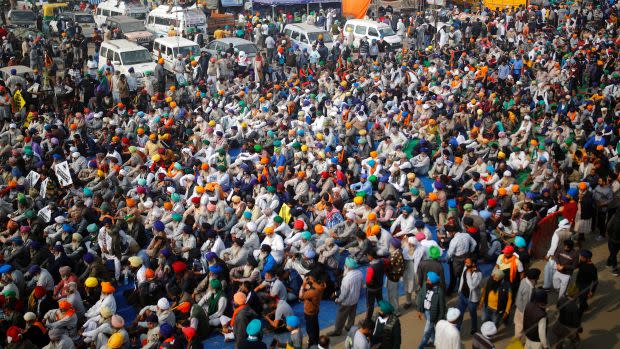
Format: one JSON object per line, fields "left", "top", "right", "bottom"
{"left": 154, "top": 58, "right": 166, "bottom": 94}
{"left": 298, "top": 275, "right": 325, "bottom": 348}
{"left": 575, "top": 249, "right": 597, "bottom": 314}
{"left": 606, "top": 209, "right": 620, "bottom": 276}
{"left": 370, "top": 300, "right": 401, "bottom": 349}
{"left": 514, "top": 268, "right": 541, "bottom": 341}
{"left": 416, "top": 271, "right": 446, "bottom": 349}
{"left": 329, "top": 257, "right": 364, "bottom": 337}
{"left": 523, "top": 289, "right": 549, "bottom": 349}
{"left": 553, "top": 239, "right": 579, "bottom": 297}
{"left": 434, "top": 308, "right": 462, "bottom": 349}
{"left": 456, "top": 258, "right": 482, "bottom": 335}
{"left": 385, "top": 238, "right": 404, "bottom": 316}
{"left": 365, "top": 249, "right": 385, "bottom": 321}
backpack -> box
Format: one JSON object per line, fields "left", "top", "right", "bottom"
{"left": 344, "top": 326, "right": 359, "bottom": 349}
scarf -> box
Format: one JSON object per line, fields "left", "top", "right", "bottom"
{"left": 502, "top": 254, "right": 518, "bottom": 282}
{"left": 230, "top": 304, "right": 246, "bottom": 327}
{"left": 207, "top": 290, "right": 222, "bottom": 315}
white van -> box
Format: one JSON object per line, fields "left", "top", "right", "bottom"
{"left": 94, "top": 0, "right": 149, "bottom": 28}
{"left": 343, "top": 19, "right": 402, "bottom": 49}
{"left": 98, "top": 39, "right": 157, "bottom": 84}
{"left": 283, "top": 23, "right": 334, "bottom": 52}
{"left": 145, "top": 5, "right": 207, "bottom": 38}
{"left": 152, "top": 36, "right": 200, "bottom": 73}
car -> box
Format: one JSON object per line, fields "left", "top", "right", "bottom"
{"left": 343, "top": 19, "right": 403, "bottom": 49}
{"left": 283, "top": 23, "right": 334, "bottom": 52}
{"left": 50, "top": 12, "right": 96, "bottom": 37}
{"left": 204, "top": 37, "right": 258, "bottom": 59}
{"left": 0, "top": 65, "right": 34, "bottom": 80}
{"left": 105, "top": 16, "right": 154, "bottom": 49}
{"left": 99, "top": 39, "right": 157, "bottom": 85}
{"left": 7, "top": 9, "right": 36, "bottom": 28}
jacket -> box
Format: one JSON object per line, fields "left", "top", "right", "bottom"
{"left": 458, "top": 267, "right": 483, "bottom": 303}
{"left": 386, "top": 250, "right": 405, "bottom": 282}
{"left": 524, "top": 302, "right": 546, "bottom": 342}
{"left": 371, "top": 314, "right": 401, "bottom": 349}
{"left": 365, "top": 259, "right": 385, "bottom": 291}
{"left": 416, "top": 283, "right": 446, "bottom": 324}
{"left": 233, "top": 306, "right": 257, "bottom": 345}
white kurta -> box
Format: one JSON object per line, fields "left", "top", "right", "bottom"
{"left": 434, "top": 320, "right": 462, "bottom": 349}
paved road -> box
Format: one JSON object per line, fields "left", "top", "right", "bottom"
{"left": 322, "top": 239, "right": 620, "bottom": 349}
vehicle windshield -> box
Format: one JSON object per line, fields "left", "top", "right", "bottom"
{"left": 75, "top": 14, "right": 94, "bottom": 23}
{"left": 307, "top": 31, "right": 333, "bottom": 43}
{"left": 121, "top": 22, "right": 146, "bottom": 32}
{"left": 378, "top": 26, "right": 396, "bottom": 37}
{"left": 236, "top": 43, "right": 256, "bottom": 55}
{"left": 130, "top": 12, "right": 146, "bottom": 20}
{"left": 174, "top": 45, "right": 200, "bottom": 57}
{"left": 121, "top": 49, "right": 151, "bottom": 65}
{"left": 11, "top": 11, "right": 35, "bottom": 21}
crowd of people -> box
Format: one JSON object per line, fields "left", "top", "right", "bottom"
{"left": 0, "top": 0, "right": 618, "bottom": 349}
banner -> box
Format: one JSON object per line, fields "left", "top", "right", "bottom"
{"left": 342, "top": 0, "right": 370, "bottom": 19}
{"left": 54, "top": 161, "right": 73, "bottom": 187}
{"left": 38, "top": 205, "right": 51, "bottom": 223}
{"left": 25, "top": 171, "right": 40, "bottom": 188}
{"left": 40, "top": 178, "right": 49, "bottom": 198}
{"left": 13, "top": 90, "right": 25, "bottom": 112}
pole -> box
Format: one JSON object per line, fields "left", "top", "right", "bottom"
{"left": 271, "top": 4, "right": 275, "bottom": 20}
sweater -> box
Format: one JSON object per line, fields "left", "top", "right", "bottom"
{"left": 416, "top": 283, "right": 446, "bottom": 324}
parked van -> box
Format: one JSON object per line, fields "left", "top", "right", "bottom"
{"left": 343, "top": 19, "right": 402, "bottom": 49}
{"left": 152, "top": 36, "right": 200, "bottom": 73}
{"left": 98, "top": 39, "right": 156, "bottom": 84}
{"left": 94, "top": 0, "right": 149, "bottom": 28}
{"left": 145, "top": 5, "right": 207, "bottom": 38}
{"left": 283, "top": 23, "right": 334, "bottom": 51}
{"left": 51, "top": 12, "right": 96, "bottom": 37}
{"left": 105, "top": 16, "right": 154, "bottom": 49}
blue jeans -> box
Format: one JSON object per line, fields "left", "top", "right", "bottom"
{"left": 418, "top": 310, "right": 435, "bottom": 349}
{"left": 457, "top": 293, "right": 479, "bottom": 334}
{"left": 481, "top": 305, "right": 501, "bottom": 328}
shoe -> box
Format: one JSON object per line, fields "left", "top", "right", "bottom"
{"left": 403, "top": 302, "right": 412, "bottom": 309}
{"left": 595, "top": 235, "right": 606, "bottom": 241}
{"left": 612, "top": 268, "right": 620, "bottom": 276}
{"left": 328, "top": 331, "right": 342, "bottom": 337}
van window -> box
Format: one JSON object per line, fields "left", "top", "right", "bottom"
{"left": 355, "top": 25, "right": 366, "bottom": 35}
{"left": 106, "top": 48, "right": 114, "bottom": 60}
{"left": 368, "top": 27, "right": 378, "bottom": 37}
{"left": 291, "top": 31, "right": 300, "bottom": 41}
{"left": 147, "top": 15, "right": 154, "bottom": 24}
{"left": 102, "top": 9, "right": 110, "bottom": 16}
{"left": 155, "top": 16, "right": 171, "bottom": 26}
{"left": 153, "top": 42, "right": 160, "bottom": 51}
{"left": 113, "top": 52, "right": 120, "bottom": 63}
{"left": 284, "top": 29, "right": 292, "bottom": 37}
{"left": 344, "top": 24, "right": 353, "bottom": 33}
{"left": 111, "top": 10, "right": 122, "bottom": 16}
{"left": 100, "top": 47, "right": 108, "bottom": 58}
{"left": 131, "top": 12, "right": 146, "bottom": 20}
{"left": 96, "top": 8, "right": 102, "bottom": 15}
{"left": 166, "top": 47, "right": 173, "bottom": 56}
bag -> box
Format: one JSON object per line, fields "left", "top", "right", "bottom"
{"left": 506, "top": 337, "right": 524, "bottom": 349}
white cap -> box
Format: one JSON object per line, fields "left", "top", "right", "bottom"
{"left": 72, "top": 152, "right": 80, "bottom": 158}
{"left": 481, "top": 321, "right": 497, "bottom": 337}
{"left": 246, "top": 222, "right": 256, "bottom": 232}
{"left": 446, "top": 307, "right": 461, "bottom": 322}
{"left": 166, "top": 187, "right": 176, "bottom": 194}
{"left": 157, "top": 298, "right": 170, "bottom": 310}
{"left": 503, "top": 170, "right": 512, "bottom": 177}
{"left": 23, "top": 312, "right": 36, "bottom": 321}
{"left": 55, "top": 216, "right": 66, "bottom": 224}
